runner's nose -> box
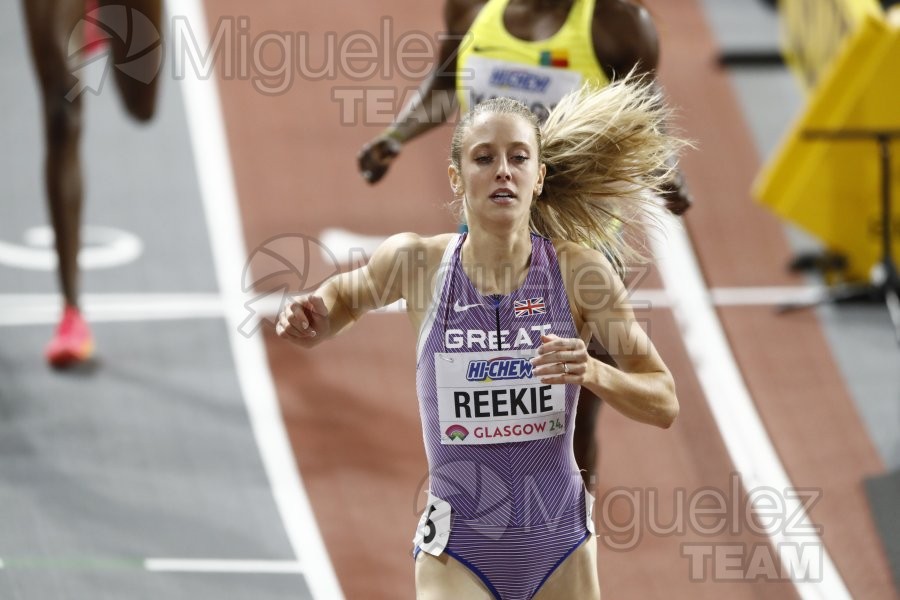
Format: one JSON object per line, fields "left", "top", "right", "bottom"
{"left": 495, "top": 157, "right": 511, "bottom": 181}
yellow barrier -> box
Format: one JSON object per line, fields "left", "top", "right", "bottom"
{"left": 755, "top": 13, "right": 900, "bottom": 281}
{"left": 779, "top": 0, "right": 881, "bottom": 88}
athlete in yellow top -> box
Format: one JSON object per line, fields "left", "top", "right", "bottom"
{"left": 454, "top": 0, "right": 609, "bottom": 122}
{"left": 358, "top": 0, "right": 690, "bottom": 488}
{"left": 359, "top": 0, "right": 688, "bottom": 214}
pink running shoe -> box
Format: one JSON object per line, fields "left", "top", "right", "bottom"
{"left": 46, "top": 306, "right": 95, "bottom": 368}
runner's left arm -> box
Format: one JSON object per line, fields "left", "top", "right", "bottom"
{"left": 531, "top": 243, "right": 678, "bottom": 428}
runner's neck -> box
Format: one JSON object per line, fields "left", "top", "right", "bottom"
{"left": 460, "top": 229, "right": 533, "bottom": 297}
{"left": 503, "top": 0, "right": 576, "bottom": 43}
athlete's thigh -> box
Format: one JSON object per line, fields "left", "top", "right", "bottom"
{"left": 415, "top": 551, "right": 495, "bottom": 600}
{"left": 98, "top": 0, "right": 162, "bottom": 118}
{"left": 534, "top": 534, "right": 601, "bottom": 600}
{"left": 21, "top": 0, "right": 84, "bottom": 94}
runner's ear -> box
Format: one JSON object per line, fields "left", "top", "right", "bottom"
{"left": 448, "top": 165, "right": 463, "bottom": 197}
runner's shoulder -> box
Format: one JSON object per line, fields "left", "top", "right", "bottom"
{"left": 374, "top": 232, "right": 455, "bottom": 265}
{"left": 592, "top": 0, "right": 659, "bottom": 76}
{"left": 444, "top": 0, "right": 489, "bottom": 35}
{"left": 552, "top": 239, "right": 618, "bottom": 280}
{"left": 420, "top": 233, "right": 458, "bottom": 263}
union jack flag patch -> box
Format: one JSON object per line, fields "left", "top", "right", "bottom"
{"left": 513, "top": 297, "right": 546, "bottom": 317}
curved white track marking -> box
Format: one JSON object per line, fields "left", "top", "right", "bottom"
{"left": 0, "top": 225, "right": 143, "bottom": 270}
{"left": 651, "top": 218, "right": 850, "bottom": 600}
{"left": 170, "top": 1, "right": 344, "bottom": 598}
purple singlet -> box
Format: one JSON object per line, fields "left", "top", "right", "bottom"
{"left": 413, "top": 233, "right": 592, "bottom": 600}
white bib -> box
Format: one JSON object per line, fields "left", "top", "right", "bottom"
{"left": 435, "top": 349, "right": 566, "bottom": 445}
{"left": 413, "top": 492, "right": 452, "bottom": 556}
{"left": 460, "top": 56, "right": 584, "bottom": 118}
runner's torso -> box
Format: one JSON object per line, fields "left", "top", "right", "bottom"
{"left": 415, "top": 234, "right": 584, "bottom": 525}
{"left": 456, "top": 0, "right": 609, "bottom": 119}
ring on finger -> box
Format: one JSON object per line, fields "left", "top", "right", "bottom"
{"left": 562, "top": 363, "right": 568, "bottom": 375}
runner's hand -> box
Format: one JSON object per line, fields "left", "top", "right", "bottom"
{"left": 358, "top": 135, "right": 402, "bottom": 184}
{"left": 530, "top": 334, "right": 589, "bottom": 384}
{"left": 276, "top": 294, "right": 329, "bottom": 346}
{"left": 659, "top": 174, "right": 692, "bottom": 216}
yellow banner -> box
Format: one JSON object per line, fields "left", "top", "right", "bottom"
{"left": 779, "top": 0, "right": 882, "bottom": 89}
{"left": 755, "top": 14, "right": 900, "bottom": 281}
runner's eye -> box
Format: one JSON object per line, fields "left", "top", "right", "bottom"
{"left": 475, "top": 155, "right": 492, "bottom": 164}
{"left": 512, "top": 155, "right": 528, "bottom": 163}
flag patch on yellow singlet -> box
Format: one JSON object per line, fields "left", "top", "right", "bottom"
{"left": 539, "top": 49, "right": 569, "bottom": 67}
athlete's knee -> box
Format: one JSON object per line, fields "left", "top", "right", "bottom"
{"left": 123, "top": 91, "right": 157, "bottom": 123}
{"left": 44, "top": 98, "right": 83, "bottom": 145}
{"left": 129, "top": 104, "right": 155, "bottom": 123}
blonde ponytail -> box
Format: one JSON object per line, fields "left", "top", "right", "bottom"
{"left": 449, "top": 72, "right": 686, "bottom": 273}
{"left": 534, "top": 73, "right": 684, "bottom": 272}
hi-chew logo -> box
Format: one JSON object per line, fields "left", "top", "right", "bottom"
{"left": 445, "top": 425, "right": 469, "bottom": 441}
{"left": 466, "top": 357, "right": 533, "bottom": 382}
{"left": 488, "top": 69, "right": 551, "bottom": 93}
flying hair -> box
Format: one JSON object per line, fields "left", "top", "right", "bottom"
{"left": 449, "top": 71, "right": 687, "bottom": 274}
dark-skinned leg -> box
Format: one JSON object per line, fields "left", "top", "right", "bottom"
{"left": 574, "top": 387, "right": 601, "bottom": 488}
{"left": 573, "top": 344, "right": 617, "bottom": 489}
{"left": 23, "top": 0, "right": 95, "bottom": 367}
{"left": 99, "top": 0, "right": 162, "bottom": 121}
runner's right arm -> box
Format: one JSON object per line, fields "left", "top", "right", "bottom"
{"left": 276, "top": 233, "right": 421, "bottom": 348}
{"left": 357, "top": 0, "right": 483, "bottom": 184}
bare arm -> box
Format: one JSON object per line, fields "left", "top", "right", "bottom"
{"left": 357, "top": 0, "right": 484, "bottom": 183}
{"left": 532, "top": 242, "right": 678, "bottom": 428}
{"left": 276, "top": 233, "right": 421, "bottom": 348}
{"left": 593, "top": 0, "right": 659, "bottom": 79}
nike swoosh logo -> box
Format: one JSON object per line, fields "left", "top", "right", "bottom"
{"left": 453, "top": 300, "right": 486, "bottom": 313}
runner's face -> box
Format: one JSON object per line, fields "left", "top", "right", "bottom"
{"left": 450, "top": 113, "right": 545, "bottom": 227}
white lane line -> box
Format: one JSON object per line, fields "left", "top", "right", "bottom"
{"left": 0, "top": 285, "right": 829, "bottom": 327}
{"left": 652, "top": 219, "right": 850, "bottom": 600}
{"left": 710, "top": 286, "right": 825, "bottom": 306}
{"left": 144, "top": 559, "right": 303, "bottom": 574}
{"left": 0, "top": 294, "right": 223, "bottom": 326}
{"left": 0, "top": 557, "right": 300, "bottom": 574}
{"left": 172, "top": 1, "right": 344, "bottom": 598}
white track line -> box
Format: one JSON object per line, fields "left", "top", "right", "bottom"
{"left": 0, "top": 285, "right": 830, "bottom": 327}
{"left": 0, "top": 557, "right": 300, "bottom": 574}
{"left": 144, "top": 559, "right": 304, "bottom": 574}
{"left": 652, "top": 219, "right": 850, "bottom": 600}
{"left": 172, "top": 1, "right": 343, "bottom": 598}
{"left": 0, "top": 294, "right": 223, "bottom": 326}
{"left": 710, "top": 286, "right": 825, "bottom": 306}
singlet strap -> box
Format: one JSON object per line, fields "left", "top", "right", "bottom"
{"left": 416, "top": 235, "right": 461, "bottom": 361}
